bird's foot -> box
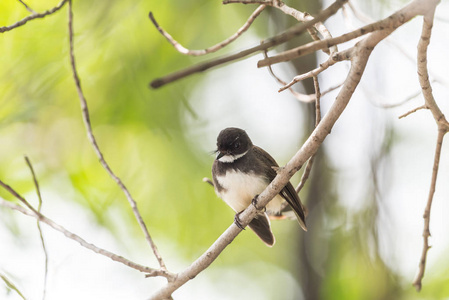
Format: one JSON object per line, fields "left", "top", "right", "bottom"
{"left": 234, "top": 211, "right": 246, "bottom": 230}
{"left": 251, "top": 194, "right": 265, "bottom": 211}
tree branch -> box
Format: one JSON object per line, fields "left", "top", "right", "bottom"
{"left": 149, "top": 5, "right": 266, "bottom": 56}
{"left": 0, "top": 0, "right": 68, "bottom": 33}
{"left": 413, "top": 3, "right": 448, "bottom": 290}
{"left": 24, "top": 156, "right": 48, "bottom": 300}
{"left": 149, "top": 0, "right": 348, "bottom": 88}
{"left": 296, "top": 76, "right": 322, "bottom": 193}
{"left": 17, "top": 0, "right": 37, "bottom": 14}
{"left": 257, "top": 11, "right": 410, "bottom": 68}
{"left": 67, "top": 0, "right": 167, "bottom": 270}
{"left": 149, "top": 14, "right": 392, "bottom": 299}
{"left": 278, "top": 50, "right": 349, "bottom": 92}
{"left": 0, "top": 182, "right": 175, "bottom": 280}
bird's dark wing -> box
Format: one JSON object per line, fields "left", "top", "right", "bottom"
{"left": 253, "top": 146, "right": 307, "bottom": 231}
{"left": 248, "top": 212, "right": 275, "bottom": 246}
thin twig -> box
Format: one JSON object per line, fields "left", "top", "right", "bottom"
{"left": 150, "top": 0, "right": 348, "bottom": 88}
{"left": 0, "top": 184, "right": 175, "bottom": 280}
{"left": 398, "top": 105, "right": 427, "bottom": 119}
{"left": 0, "top": 274, "right": 26, "bottom": 300}
{"left": 24, "top": 156, "right": 48, "bottom": 300}
{"left": 296, "top": 76, "right": 321, "bottom": 193}
{"left": 321, "top": 82, "right": 344, "bottom": 97}
{"left": 263, "top": 50, "right": 315, "bottom": 102}
{"left": 412, "top": 129, "right": 446, "bottom": 291}
{"left": 413, "top": 4, "right": 449, "bottom": 291}
{"left": 0, "top": 0, "right": 68, "bottom": 33}
{"left": 17, "top": 0, "right": 37, "bottom": 14}
{"left": 67, "top": 0, "right": 167, "bottom": 270}
{"left": 149, "top": 5, "right": 266, "bottom": 56}
{"left": 279, "top": 50, "right": 349, "bottom": 92}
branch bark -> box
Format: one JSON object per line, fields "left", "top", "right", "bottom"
{"left": 149, "top": 0, "right": 348, "bottom": 88}
{"left": 0, "top": 0, "right": 68, "bottom": 33}
{"left": 67, "top": 0, "right": 167, "bottom": 270}
{"left": 412, "top": 2, "right": 447, "bottom": 290}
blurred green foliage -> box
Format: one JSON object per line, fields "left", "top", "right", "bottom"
{"left": 1, "top": 1, "right": 449, "bottom": 300}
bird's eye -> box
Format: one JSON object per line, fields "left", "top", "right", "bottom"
{"left": 234, "top": 142, "right": 240, "bottom": 149}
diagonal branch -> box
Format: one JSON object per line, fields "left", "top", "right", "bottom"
{"left": 0, "top": 0, "right": 68, "bottom": 33}
{"left": 149, "top": 5, "right": 266, "bottom": 56}
{"left": 0, "top": 181, "right": 174, "bottom": 280}
{"left": 150, "top": 0, "right": 348, "bottom": 88}
{"left": 278, "top": 50, "right": 350, "bottom": 92}
{"left": 149, "top": 18, "right": 391, "bottom": 300}
{"left": 17, "top": 0, "right": 37, "bottom": 14}
{"left": 263, "top": 50, "right": 315, "bottom": 102}
{"left": 67, "top": 0, "right": 167, "bottom": 270}
{"left": 257, "top": 12, "right": 410, "bottom": 68}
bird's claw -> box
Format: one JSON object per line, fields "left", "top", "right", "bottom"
{"left": 234, "top": 211, "right": 245, "bottom": 230}
{"left": 251, "top": 194, "right": 265, "bottom": 211}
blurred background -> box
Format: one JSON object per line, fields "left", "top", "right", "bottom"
{"left": 1, "top": 0, "right": 449, "bottom": 299}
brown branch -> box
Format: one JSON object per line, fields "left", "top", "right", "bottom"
{"left": 412, "top": 129, "right": 446, "bottom": 291}
{"left": 17, "top": 0, "right": 37, "bottom": 14}
{"left": 296, "top": 76, "right": 322, "bottom": 193}
{"left": 150, "top": 8, "right": 396, "bottom": 299}
{"left": 398, "top": 105, "right": 427, "bottom": 119}
{"left": 149, "top": 5, "right": 266, "bottom": 56}
{"left": 263, "top": 50, "right": 315, "bottom": 102}
{"left": 0, "top": 186, "right": 174, "bottom": 280}
{"left": 413, "top": 4, "right": 449, "bottom": 291}
{"left": 24, "top": 156, "right": 48, "bottom": 300}
{"left": 257, "top": 13, "right": 408, "bottom": 68}
{"left": 67, "top": 0, "right": 167, "bottom": 270}
{"left": 0, "top": 0, "right": 68, "bottom": 33}
{"left": 278, "top": 51, "right": 349, "bottom": 92}
{"left": 150, "top": 0, "right": 348, "bottom": 88}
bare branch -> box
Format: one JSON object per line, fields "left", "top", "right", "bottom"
{"left": 263, "top": 50, "right": 315, "bottom": 102}
{"left": 150, "top": 0, "right": 348, "bottom": 88}
{"left": 257, "top": 13, "right": 410, "bottom": 68}
{"left": 296, "top": 76, "right": 322, "bottom": 193}
{"left": 149, "top": 5, "right": 266, "bottom": 56}
{"left": 412, "top": 129, "right": 446, "bottom": 291}
{"left": 278, "top": 51, "right": 348, "bottom": 92}
{"left": 413, "top": 4, "right": 449, "bottom": 291}
{"left": 398, "top": 105, "right": 427, "bottom": 119}
{"left": 0, "top": 0, "right": 68, "bottom": 33}
{"left": 17, "top": 0, "right": 37, "bottom": 14}
{"left": 0, "top": 185, "right": 175, "bottom": 280}
{"left": 0, "top": 273, "right": 26, "bottom": 300}
{"left": 24, "top": 156, "right": 48, "bottom": 300}
{"left": 150, "top": 10, "right": 394, "bottom": 298}
{"left": 67, "top": 0, "right": 167, "bottom": 270}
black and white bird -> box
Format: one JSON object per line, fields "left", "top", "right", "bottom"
{"left": 212, "top": 127, "right": 307, "bottom": 247}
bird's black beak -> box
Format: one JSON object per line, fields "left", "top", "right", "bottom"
{"left": 216, "top": 151, "right": 224, "bottom": 160}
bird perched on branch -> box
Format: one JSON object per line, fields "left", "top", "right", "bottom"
{"left": 212, "top": 127, "right": 307, "bottom": 246}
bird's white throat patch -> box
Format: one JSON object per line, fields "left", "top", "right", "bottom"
{"left": 217, "top": 150, "right": 248, "bottom": 163}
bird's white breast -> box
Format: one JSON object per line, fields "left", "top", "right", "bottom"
{"left": 215, "top": 169, "right": 284, "bottom": 213}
